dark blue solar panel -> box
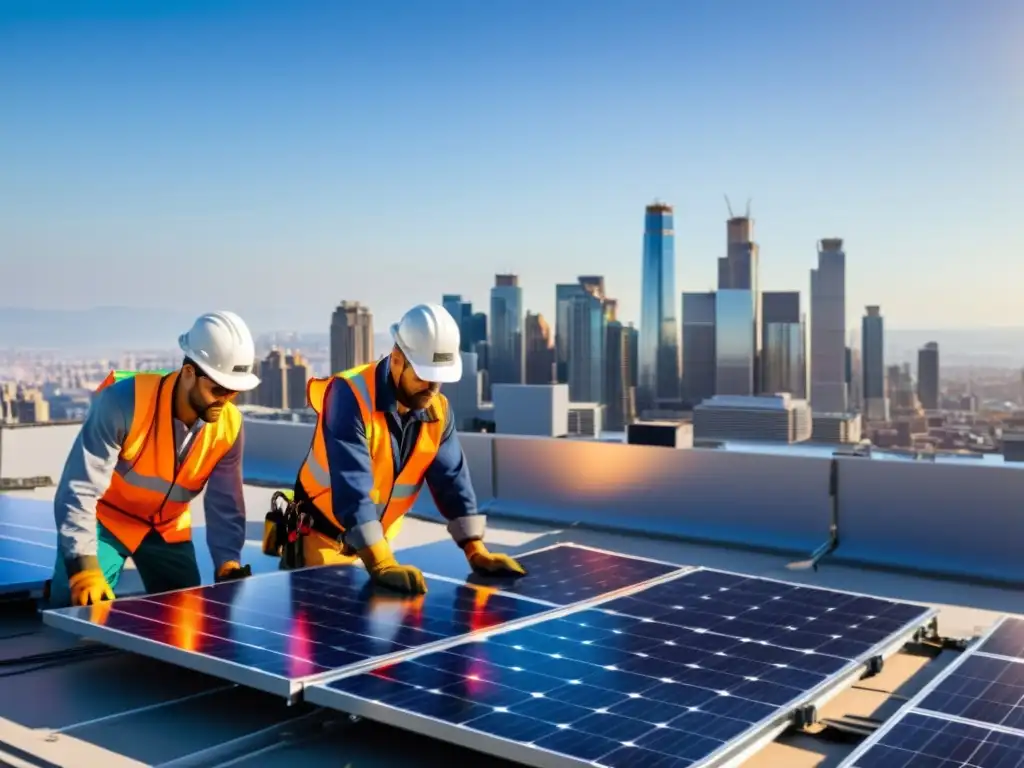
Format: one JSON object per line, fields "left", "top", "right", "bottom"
{"left": 0, "top": 495, "right": 56, "bottom": 531}
{"left": 469, "top": 545, "right": 682, "bottom": 606}
{"left": 601, "top": 569, "right": 933, "bottom": 659}
{"left": 977, "top": 618, "right": 1024, "bottom": 661}
{"left": 47, "top": 563, "right": 551, "bottom": 684}
{"left": 0, "top": 535, "right": 53, "bottom": 592}
{"left": 847, "top": 712, "right": 1024, "bottom": 767}
{"left": 314, "top": 569, "right": 934, "bottom": 767}
{"left": 917, "top": 654, "right": 1024, "bottom": 731}
{"left": 0, "top": 496, "right": 56, "bottom": 593}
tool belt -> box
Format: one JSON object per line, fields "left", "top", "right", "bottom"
{"left": 262, "top": 490, "right": 350, "bottom": 570}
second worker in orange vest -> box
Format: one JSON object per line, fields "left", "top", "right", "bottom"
{"left": 292, "top": 303, "right": 526, "bottom": 594}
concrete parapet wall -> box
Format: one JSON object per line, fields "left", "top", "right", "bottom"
{"left": 2, "top": 419, "right": 1016, "bottom": 586}
{"left": 488, "top": 435, "right": 830, "bottom": 554}
{"left": 0, "top": 422, "right": 81, "bottom": 483}
{"left": 833, "top": 457, "right": 1024, "bottom": 584}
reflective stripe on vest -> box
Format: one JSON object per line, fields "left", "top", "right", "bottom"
{"left": 95, "top": 371, "right": 242, "bottom": 553}
{"left": 298, "top": 360, "right": 447, "bottom": 540}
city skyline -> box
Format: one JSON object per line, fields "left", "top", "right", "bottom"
{"left": 2, "top": 1, "right": 1021, "bottom": 332}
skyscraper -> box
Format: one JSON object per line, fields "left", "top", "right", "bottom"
{"left": 810, "top": 239, "right": 848, "bottom": 414}
{"left": 555, "top": 282, "right": 586, "bottom": 383}
{"left": 681, "top": 292, "right": 716, "bottom": 405}
{"left": 489, "top": 274, "right": 524, "bottom": 385}
{"left": 285, "top": 351, "right": 311, "bottom": 410}
{"left": 441, "top": 294, "right": 463, "bottom": 327}
{"left": 917, "top": 341, "right": 940, "bottom": 410}
{"left": 330, "top": 301, "right": 373, "bottom": 374}
{"left": 604, "top": 320, "right": 636, "bottom": 431}
{"left": 257, "top": 348, "right": 288, "bottom": 408}
{"left": 761, "top": 291, "right": 805, "bottom": 398}
{"left": 567, "top": 290, "right": 606, "bottom": 403}
{"left": 861, "top": 306, "right": 888, "bottom": 421}
{"left": 715, "top": 289, "right": 756, "bottom": 395}
{"left": 718, "top": 209, "right": 761, "bottom": 391}
{"left": 638, "top": 202, "right": 680, "bottom": 409}
{"left": 524, "top": 312, "right": 555, "bottom": 385}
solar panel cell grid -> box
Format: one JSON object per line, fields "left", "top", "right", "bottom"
{"left": 847, "top": 712, "right": 1024, "bottom": 768}
{"left": 52, "top": 563, "right": 551, "bottom": 684}
{"left": 918, "top": 654, "right": 1024, "bottom": 731}
{"left": 472, "top": 546, "right": 681, "bottom": 606}
{"left": 320, "top": 569, "right": 934, "bottom": 768}
{"left": 977, "top": 617, "right": 1024, "bottom": 661}
{"left": 598, "top": 569, "right": 931, "bottom": 660}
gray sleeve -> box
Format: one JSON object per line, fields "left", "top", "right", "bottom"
{"left": 54, "top": 381, "right": 132, "bottom": 573}
{"left": 202, "top": 422, "right": 246, "bottom": 571}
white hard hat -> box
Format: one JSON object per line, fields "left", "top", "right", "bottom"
{"left": 178, "top": 311, "right": 261, "bottom": 392}
{"left": 390, "top": 303, "right": 462, "bottom": 384}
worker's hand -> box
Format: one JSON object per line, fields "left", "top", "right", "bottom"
{"left": 215, "top": 561, "right": 252, "bottom": 583}
{"left": 68, "top": 569, "right": 115, "bottom": 606}
{"left": 464, "top": 540, "right": 527, "bottom": 578}
{"left": 358, "top": 540, "right": 428, "bottom": 595}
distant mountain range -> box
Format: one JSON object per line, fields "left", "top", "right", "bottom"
{"left": 0, "top": 306, "right": 1020, "bottom": 368}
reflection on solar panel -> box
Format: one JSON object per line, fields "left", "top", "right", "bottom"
{"left": 471, "top": 544, "right": 682, "bottom": 606}
{"left": 308, "top": 568, "right": 935, "bottom": 768}
{"left": 845, "top": 712, "right": 1024, "bottom": 768}
{"left": 44, "top": 563, "right": 555, "bottom": 698}
{"left": 977, "top": 616, "right": 1024, "bottom": 661}
{"left": 0, "top": 495, "right": 56, "bottom": 594}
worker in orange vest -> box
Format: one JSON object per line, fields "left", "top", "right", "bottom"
{"left": 49, "top": 311, "right": 262, "bottom": 607}
{"left": 285, "top": 303, "right": 526, "bottom": 594}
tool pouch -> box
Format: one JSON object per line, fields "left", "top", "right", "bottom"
{"left": 262, "top": 490, "right": 292, "bottom": 557}
{"left": 280, "top": 526, "right": 306, "bottom": 570}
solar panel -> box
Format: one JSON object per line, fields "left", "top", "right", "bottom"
{"left": 0, "top": 494, "right": 56, "bottom": 527}
{"left": 916, "top": 654, "right": 1024, "bottom": 731}
{"left": 843, "top": 711, "right": 1024, "bottom": 768}
{"left": 468, "top": 544, "right": 684, "bottom": 606}
{"left": 976, "top": 616, "right": 1024, "bottom": 661}
{"left": 308, "top": 568, "right": 936, "bottom": 768}
{"left": 0, "top": 496, "right": 56, "bottom": 594}
{"left": 838, "top": 615, "right": 1024, "bottom": 768}
{"left": 43, "top": 562, "right": 558, "bottom": 699}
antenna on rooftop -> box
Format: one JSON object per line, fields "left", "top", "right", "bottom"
{"left": 724, "top": 195, "right": 734, "bottom": 218}
{"left": 745, "top": 198, "right": 752, "bottom": 218}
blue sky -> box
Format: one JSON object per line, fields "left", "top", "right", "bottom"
{"left": 1, "top": 0, "right": 1021, "bottom": 333}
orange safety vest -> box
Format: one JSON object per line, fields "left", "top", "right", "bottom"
{"left": 297, "top": 360, "right": 448, "bottom": 544}
{"left": 93, "top": 371, "right": 243, "bottom": 552}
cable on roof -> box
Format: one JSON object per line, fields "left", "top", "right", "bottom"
{"left": 0, "top": 643, "right": 121, "bottom": 679}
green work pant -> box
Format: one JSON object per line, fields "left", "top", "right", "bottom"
{"left": 48, "top": 523, "right": 202, "bottom": 608}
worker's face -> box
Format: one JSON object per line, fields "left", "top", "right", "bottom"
{"left": 183, "top": 365, "right": 239, "bottom": 423}
{"left": 392, "top": 351, "right": 440, "bottom": 411}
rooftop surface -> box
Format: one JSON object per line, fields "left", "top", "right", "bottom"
{"left": 1, "top": 420, "right": 1020, "bottom": 767}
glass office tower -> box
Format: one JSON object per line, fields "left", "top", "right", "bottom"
{"left": 638, "top": 202, "right": 680, "bottom": 409}
{"left": 715, "top": 289, "right": 756, "bottom": 395}
{"left": 681, "top": 291, "right": 717, "bottom": 406}
{"left": 567, "top": 291, "right": 606, "bottom": 403}
{"left": 862, "top": 306, "right": 888, "bottom": 421}
{"left": 489, "top": 274, "right": 524, "bottom": 385}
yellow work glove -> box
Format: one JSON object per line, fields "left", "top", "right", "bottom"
{"left": 357, "top": 540, "right": 427, "bottom": 595}
{"left": 464, "top": 540, "right": 527, "bottom": 578}
{"left": 68, "top": 569, "right": 115, "bottom": 606}
{"left": 215, "top": 561, "right": 252, "bottom": 583}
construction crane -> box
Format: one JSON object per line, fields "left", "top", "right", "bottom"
{"left": 723, "top": 195, "right": 753, "bottom": 219}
